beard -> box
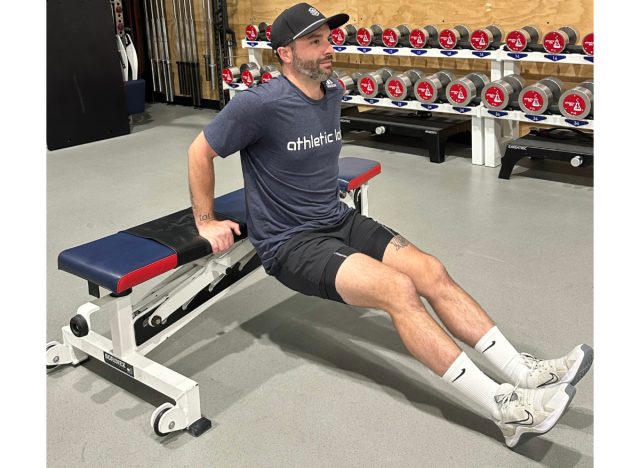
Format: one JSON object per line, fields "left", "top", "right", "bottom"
{"left": 292, "top": 52, "right": 333, "bottom": 81}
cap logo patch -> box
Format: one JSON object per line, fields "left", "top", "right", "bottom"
{"left": 308, "top": 7, "right": 320, "bottom": 16}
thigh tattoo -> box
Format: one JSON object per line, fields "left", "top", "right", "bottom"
{"left": 390, "top": 234, "right": 409, "bottom": 251}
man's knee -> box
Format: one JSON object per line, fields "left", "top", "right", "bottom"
{"left": 382, "top": 270, "right": 422, "bottom": 311}
{"left": 420, "top": 254, "right": 452, "bottom": 289}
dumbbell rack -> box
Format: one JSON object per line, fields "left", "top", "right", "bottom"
{"left": 223, "top": 39, "right": 594, "bottom": 168}
{"left": 484, "top": 50, "right": 593, "bottom": 166}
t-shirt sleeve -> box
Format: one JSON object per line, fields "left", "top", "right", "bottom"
{"left": 202, "top": 90, "right": 264, "bottom": 158}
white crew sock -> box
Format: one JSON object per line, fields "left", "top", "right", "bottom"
{"left": 474, "top": 326, "right": 527, "bottom": 385}
{"left": 442, "top": 351, "right": 500, "bottom": 420}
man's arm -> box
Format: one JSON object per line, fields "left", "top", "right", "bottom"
{"left": 188, "top": 131, "right": 241, "bottom": 254}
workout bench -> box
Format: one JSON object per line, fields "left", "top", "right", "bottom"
{"left": 46, "top": 157, "right": 381, "bottom": 438}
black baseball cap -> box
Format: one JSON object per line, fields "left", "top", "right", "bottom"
{"left": 270, "top": 3, "right": 349, "bottom": 50}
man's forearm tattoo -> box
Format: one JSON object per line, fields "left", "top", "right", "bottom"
{"left": 199, "top": 212, "right": 216, "bottom": 222}
{"left": 390, "top": 234, "right": 409, "bottom": 251}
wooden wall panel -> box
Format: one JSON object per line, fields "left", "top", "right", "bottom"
{"left": 156, "top": 0, "right": 593, "bottom": 106}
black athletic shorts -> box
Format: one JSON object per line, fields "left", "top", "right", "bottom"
{"left": 269, "top": 210, "right": 399, "bottom": 304}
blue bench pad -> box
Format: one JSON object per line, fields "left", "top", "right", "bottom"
{"left": 58, "top": 158, "right": 381, "bottom": 294}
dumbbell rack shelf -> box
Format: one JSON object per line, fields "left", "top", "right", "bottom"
{"left": 480, "top": 108, "right": 593, "bottom": 130}
{"left": 499, "top": 50, "right": 593, "bottom": 65}
{"left": 236, "top": 39, "right": 594, "bottom": 168}
{"left": 342, "top": 95, "right": 483, "bottom": 116}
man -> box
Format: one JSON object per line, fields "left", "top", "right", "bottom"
{"left": 187, "top": 3, "right": 593, "bottom": 448}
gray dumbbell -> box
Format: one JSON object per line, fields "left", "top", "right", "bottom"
{"left": 446, "top": 72, "right": 490, "bottom": 106}
{"left": 543, "top": 26, "right": 580, "bottom": 54}
{"left": 260, "top": 65, "right": 281, "bottom": 83}
{"left": 414, "top": 70, "right": 456, "bottom": 103}
{"left": 356, "top": 24, "right": 384, "bottom": 46}
{"left": 240, "top": 62, "right": 261, "bottom": 87}
{"left": 331, "top": 24, "right": 358, "bottom": 45}
{"left": 505, "top": 25, "right": 541, "bottom": 52}
{"left": 384, "top": 69, "right": 426, "bottom": 100}
{"left": 438, "top": 24, "right": 471, "bottom": 49}
{"left": 334, "top": 70, "right": 364, "bottom": 95}
{"left": 382, "top": 24, "right": 411, "bottom": 47}
{"left": 357, "top": 67, "right": 395, "bottom": 97}
{"left": 409, "top": 25, "right": 439, "bottom": 48}
{"left": 471, "top": 25, "right": 504, "bottom": 51}
{"left": 481, "top": 74, "right": 527, "bottom": 110}
{"left": 559, "top": 80, "right": 593, "bottom": 119}
{"left": 518, "top": 77, "right": 565, "bottom": 114}
{"left": 222, "top": 66, "right": 241, "bottom": 84}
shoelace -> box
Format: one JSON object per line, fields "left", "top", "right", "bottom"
{"left": 499, "top": 379, "right": 535, "bottom": 421}
{"left": 521, "top": 352, "right": 561, "bottom": 379}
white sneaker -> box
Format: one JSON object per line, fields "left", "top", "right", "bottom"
{"left": 518, "top": 344, "right": 594, "bottom": 389}
{"left": 494, "top": 382, "right": 575, "bottom": 448}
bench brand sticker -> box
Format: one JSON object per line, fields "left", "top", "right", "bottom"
{"left": 357, "top": 28, "right": 371, "bottom": 46}
{"left": 506, "top": 30, "right": 527, "bottom": 52}
{"left": 382, "top": 29, "right": 398, "bottom": 47}
{"left": 543, "top": 31, "right": 566, "bottom": 54}
{"left": 104, "top": 352, "right": 135, "bottom": 377}
{"left": 245, "top": 25, "right": 258, "bottom": 41}
{"left": 439, "top": 29, "right": 457, "bottom": 49}
{"left": 410, "top": 29, "right": 426, "bottom": 48}
{"left": 484, "top": 86, "right": 505, "bottom": 109}
{"left": 582, "top": 33, "right": 594, "bottom": 55}
{"left": 521, "top": 90, "right": 544, "bottom": 112}
{"left": 449, "top": 83, "right": 468, "bottom": 104}
{"left": 387, "top": 79, "right": 405, "bottom": 98}
{"left": 471, "top": 30, "right": 490, "bottom": 50}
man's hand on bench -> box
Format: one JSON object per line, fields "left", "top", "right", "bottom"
{"left": 197, "top": 219, "right": 242, "bottom": 254}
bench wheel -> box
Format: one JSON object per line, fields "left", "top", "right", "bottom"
{"left": 152, "top": 403, "right": 175, "bottom": 437}
{"left": 70, "top": 314, "right": 89, "bottom": 337}
{"left": 46, "top": 342, "right": 59, "bottom": 371}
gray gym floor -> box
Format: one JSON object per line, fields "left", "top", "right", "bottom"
{"left": 46, "top": 102, "right": 593, "bottom": 467}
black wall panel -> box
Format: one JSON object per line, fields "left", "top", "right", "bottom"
{"left": 47, "top": 0, "right": 130, "bottom": 150}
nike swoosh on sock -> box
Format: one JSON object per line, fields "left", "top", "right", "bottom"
{"left": 452, "top": 368, "right": 466, "bottom": 383}
{"left": 482, "top": 341, "right": 496, "bottom": 353}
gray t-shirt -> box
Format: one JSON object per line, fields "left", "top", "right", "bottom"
{"left": 203, "top": 75, "right": 351, "bottom": 273}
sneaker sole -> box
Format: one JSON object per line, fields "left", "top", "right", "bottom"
{"left": 570, "top": 345, "right": 593, "bottom": 386}
{"left": 506, "top": 384, "right": 576, "bottom": 448}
